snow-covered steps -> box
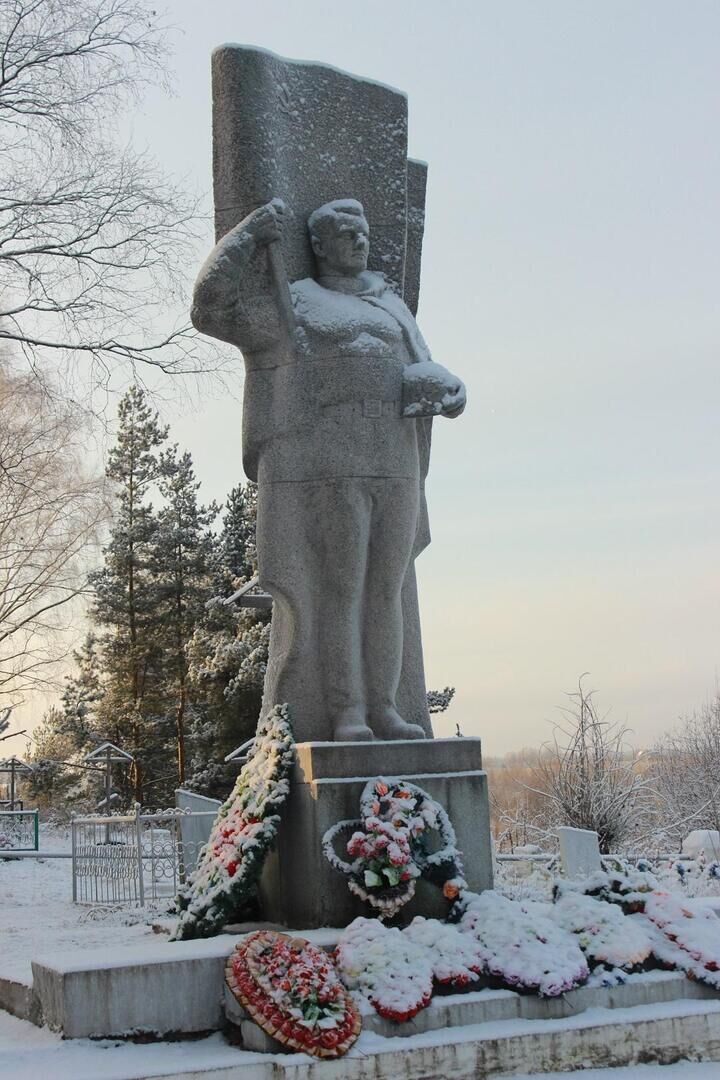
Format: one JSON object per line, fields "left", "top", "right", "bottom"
{"left": 3, "top": 1000, "right": 720, "bottom": 1080}
{"left": 22, "top": 932, "right": 720, "bottom": 1043}
{"left": 224, "top": 969, "right": 720, "bottom": 1050}
{"left": 207, "top": 999, "right": 720, "bottom": 1078}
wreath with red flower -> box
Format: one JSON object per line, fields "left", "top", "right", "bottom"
{"left": 644, "top": 891, "right": 720, "bottom": 988}
{"left": 226, "top": 930, "right": 361, "bottom": 1058}
{"left": 322, "top": 778, "right": 466, "bottom": 918}
{"left": 173, "top": 704, "right": 294, "bottom": 940}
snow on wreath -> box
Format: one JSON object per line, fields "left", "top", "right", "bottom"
{"left": 172, "top": 704, "right": 294, "bottom": 940}
{"left": 322, "top": 778, "right": 466, "bottom": 918}
{"left": 226, "top": 930, "right": 361, "bottom": 1058}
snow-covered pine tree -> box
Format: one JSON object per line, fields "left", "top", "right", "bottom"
{"left": 89, "top": 386, "right": 168, "bottom": 801}
{"left": 186, "top": 483, "right": 270, "bottom": 799}
{"left": 152, "top": 446, "right": 218, "bottom": 785}
{"left": 219, "top": 482, "right": 258, "bottom": 584}
{"left": 59, "top": 633, "right": 105, "bottom": 751}
{"left": 26, "top": 706, "right": 86, "bottom": 809}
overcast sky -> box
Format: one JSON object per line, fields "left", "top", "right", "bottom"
{"left": 11, "top": 1, "right": 720, "bottom": 758}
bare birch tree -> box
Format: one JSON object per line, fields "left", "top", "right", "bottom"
{"left": 0, "top": 0, "right": 218, "bottom": 389}
{"left": 0, "top": 357, "right": 106, "bottom": 703}
{"left": 651, "top": 694, "right": 720, "bottom": 845}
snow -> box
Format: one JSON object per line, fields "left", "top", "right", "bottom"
{"left": 402, "top": 360, "right": 464, "bottom": 417}
{"left": 403, "top": 916, "right": 484, "bottom": 986}
{"left": 458, "top": 890, "right": 589, "bottom": 995}
{"left": 682, "top": 829, "right": 720, "bottom": 859}
{"left": 335, "top": 917, "right": 433, "bottom": 1021}
{"left": 644, "top": 891, "right": 720, "bottom": 988}
{"left": 4, "top": 993, "right": 720, "bottom": 1080}
{"left": 214, "top": 42, "right": 409, "bottom": 99}
{"left": 0, "top": 826, "right": 175, "bottom": 985}
{"left": 550, "top": 891, "right": 653, "bottom": 969}
{"left": 1, "top": 830, "right": 345, "bottom": 986}
{"left": 0, "top": 1009, "right": 266, "bottom": 1080}
{"left": 512, "top": 1068, "right": 720, "bottom": 1080}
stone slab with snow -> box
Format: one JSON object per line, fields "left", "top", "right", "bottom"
{"left": 558, "top": 825, "right": 602, "bottom": 879}
{"left": 682, "top": 829, "right": 720, "bottom": 860}
{"left": 4, "top": 990, "right": 720, "bottom": 1079}
{"left": 22, "top": 932, "right": 720, "bottom": 1042}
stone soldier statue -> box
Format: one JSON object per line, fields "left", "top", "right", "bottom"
{"left": 192, "top": 196, "right": 465, "bottom": 743}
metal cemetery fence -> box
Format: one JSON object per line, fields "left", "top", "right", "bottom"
{"left": 71, "top": 807, "right": 216, "bottom": 905}
{"left": 0, "top": 809, "right": 39, "bottom": 851}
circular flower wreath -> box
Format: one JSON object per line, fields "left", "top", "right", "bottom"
{"left": 322, "top": 778, "right": 466, "bottom": 918}
{"left": 226, "top": 930, "right": 361, "bottom": 1058}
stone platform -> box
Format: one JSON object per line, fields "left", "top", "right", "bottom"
{"left": 16, "top": 939, "right": 720, "bottom": 1078}
{"left": 259, "top": 737, "right": 493, "bottom": 928}
{"left": 224, "top": 969, "right": 720, "bottom": 1050}
{"left": 22, "top": 931, "right": 720, "bottom": 1044}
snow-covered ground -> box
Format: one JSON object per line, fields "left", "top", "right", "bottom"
{"left": 1, "top": 826, "right": 175, "bottom": 985}
{"left": 4, "top": 828, "right": 720, "bottom": 1077}
{"left": 0, "top": 1007, "right": 718, "bottom": 1080}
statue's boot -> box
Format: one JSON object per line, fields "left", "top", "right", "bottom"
{"left": 369, "top": 706, "right": 426, "bottom": 740}
{"left": 333, "top": 707, "right": 374, "bottom": 742}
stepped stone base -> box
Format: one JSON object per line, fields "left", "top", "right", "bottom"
{"left": 258, "top": 737, "right": 493, "bottom": 928}
{"left": 224, "top": 970, "right": 720, "bottom": 1051}
{"left": 210, "top": 999, "right": 720, "bottom": 1079}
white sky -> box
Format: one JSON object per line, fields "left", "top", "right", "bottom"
{"left": 9, "top": 0, "right": 720, "bottom": 758}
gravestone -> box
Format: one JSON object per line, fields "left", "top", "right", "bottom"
{"left": 682, "top": 830, "right": 720, "bottom": 861}
{"left": 175, "top": 788, "right": 221, "bottom": 874}
{"left": 558, "top": 826, "right": 602, "bottom": 879}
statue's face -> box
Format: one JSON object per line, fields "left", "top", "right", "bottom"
{"left": 315, "top": 215, "right": 370, "bottom": 275}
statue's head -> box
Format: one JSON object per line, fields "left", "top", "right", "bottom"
{"left": 307, "top": 199, "right": 369, "bottom": 277}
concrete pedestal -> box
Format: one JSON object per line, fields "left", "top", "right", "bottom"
{"left": 258, "top": 737, "right": 493, "bottom": 928}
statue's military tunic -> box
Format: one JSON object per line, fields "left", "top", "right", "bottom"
{"left": 192, "top": 227, "right": 433, "bottom": 742}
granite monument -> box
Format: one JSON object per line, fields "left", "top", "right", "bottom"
{"left": 191, "top": 44, "right": 493, "bottom": 927}
{"left": 192, "top": 46, "right": 465, "bottom": 744}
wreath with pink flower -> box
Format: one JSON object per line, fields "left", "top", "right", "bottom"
{"left": 643, "top": 891, "right": 720, "bottom": 989}
{"left": 173, "top": 704, "right": 294, "bottom": 940}
{"left": 334, "top": 917, "right": 434, "bottom": 1022}
{"left": 226, "top": 930, "right": 361, "bottom": 1058}
{"left": 322, "top": 778, "right": 466, "bottom": 918}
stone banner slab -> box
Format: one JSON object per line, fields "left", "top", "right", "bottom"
{"left": 211, "top": 44, "right": 426, "bottom": 306}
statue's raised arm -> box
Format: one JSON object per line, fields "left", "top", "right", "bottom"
{"left": 191, "top": 200, "right": 290, "bottom": 361}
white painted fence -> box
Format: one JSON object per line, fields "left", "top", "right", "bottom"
{"left": 71, "top": 807, "right": 216, "bottom": 905}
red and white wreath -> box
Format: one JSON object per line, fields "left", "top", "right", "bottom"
{"left": 226, "top": 930, "right": 361, "bottom": 1058}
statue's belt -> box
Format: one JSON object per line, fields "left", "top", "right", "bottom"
{"left": 321, "top": 399, "right": 401, "bottom": 421}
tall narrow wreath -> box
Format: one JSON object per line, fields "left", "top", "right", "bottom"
{"left": 173, "top": 704, "right": 295, "bottom": 940}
